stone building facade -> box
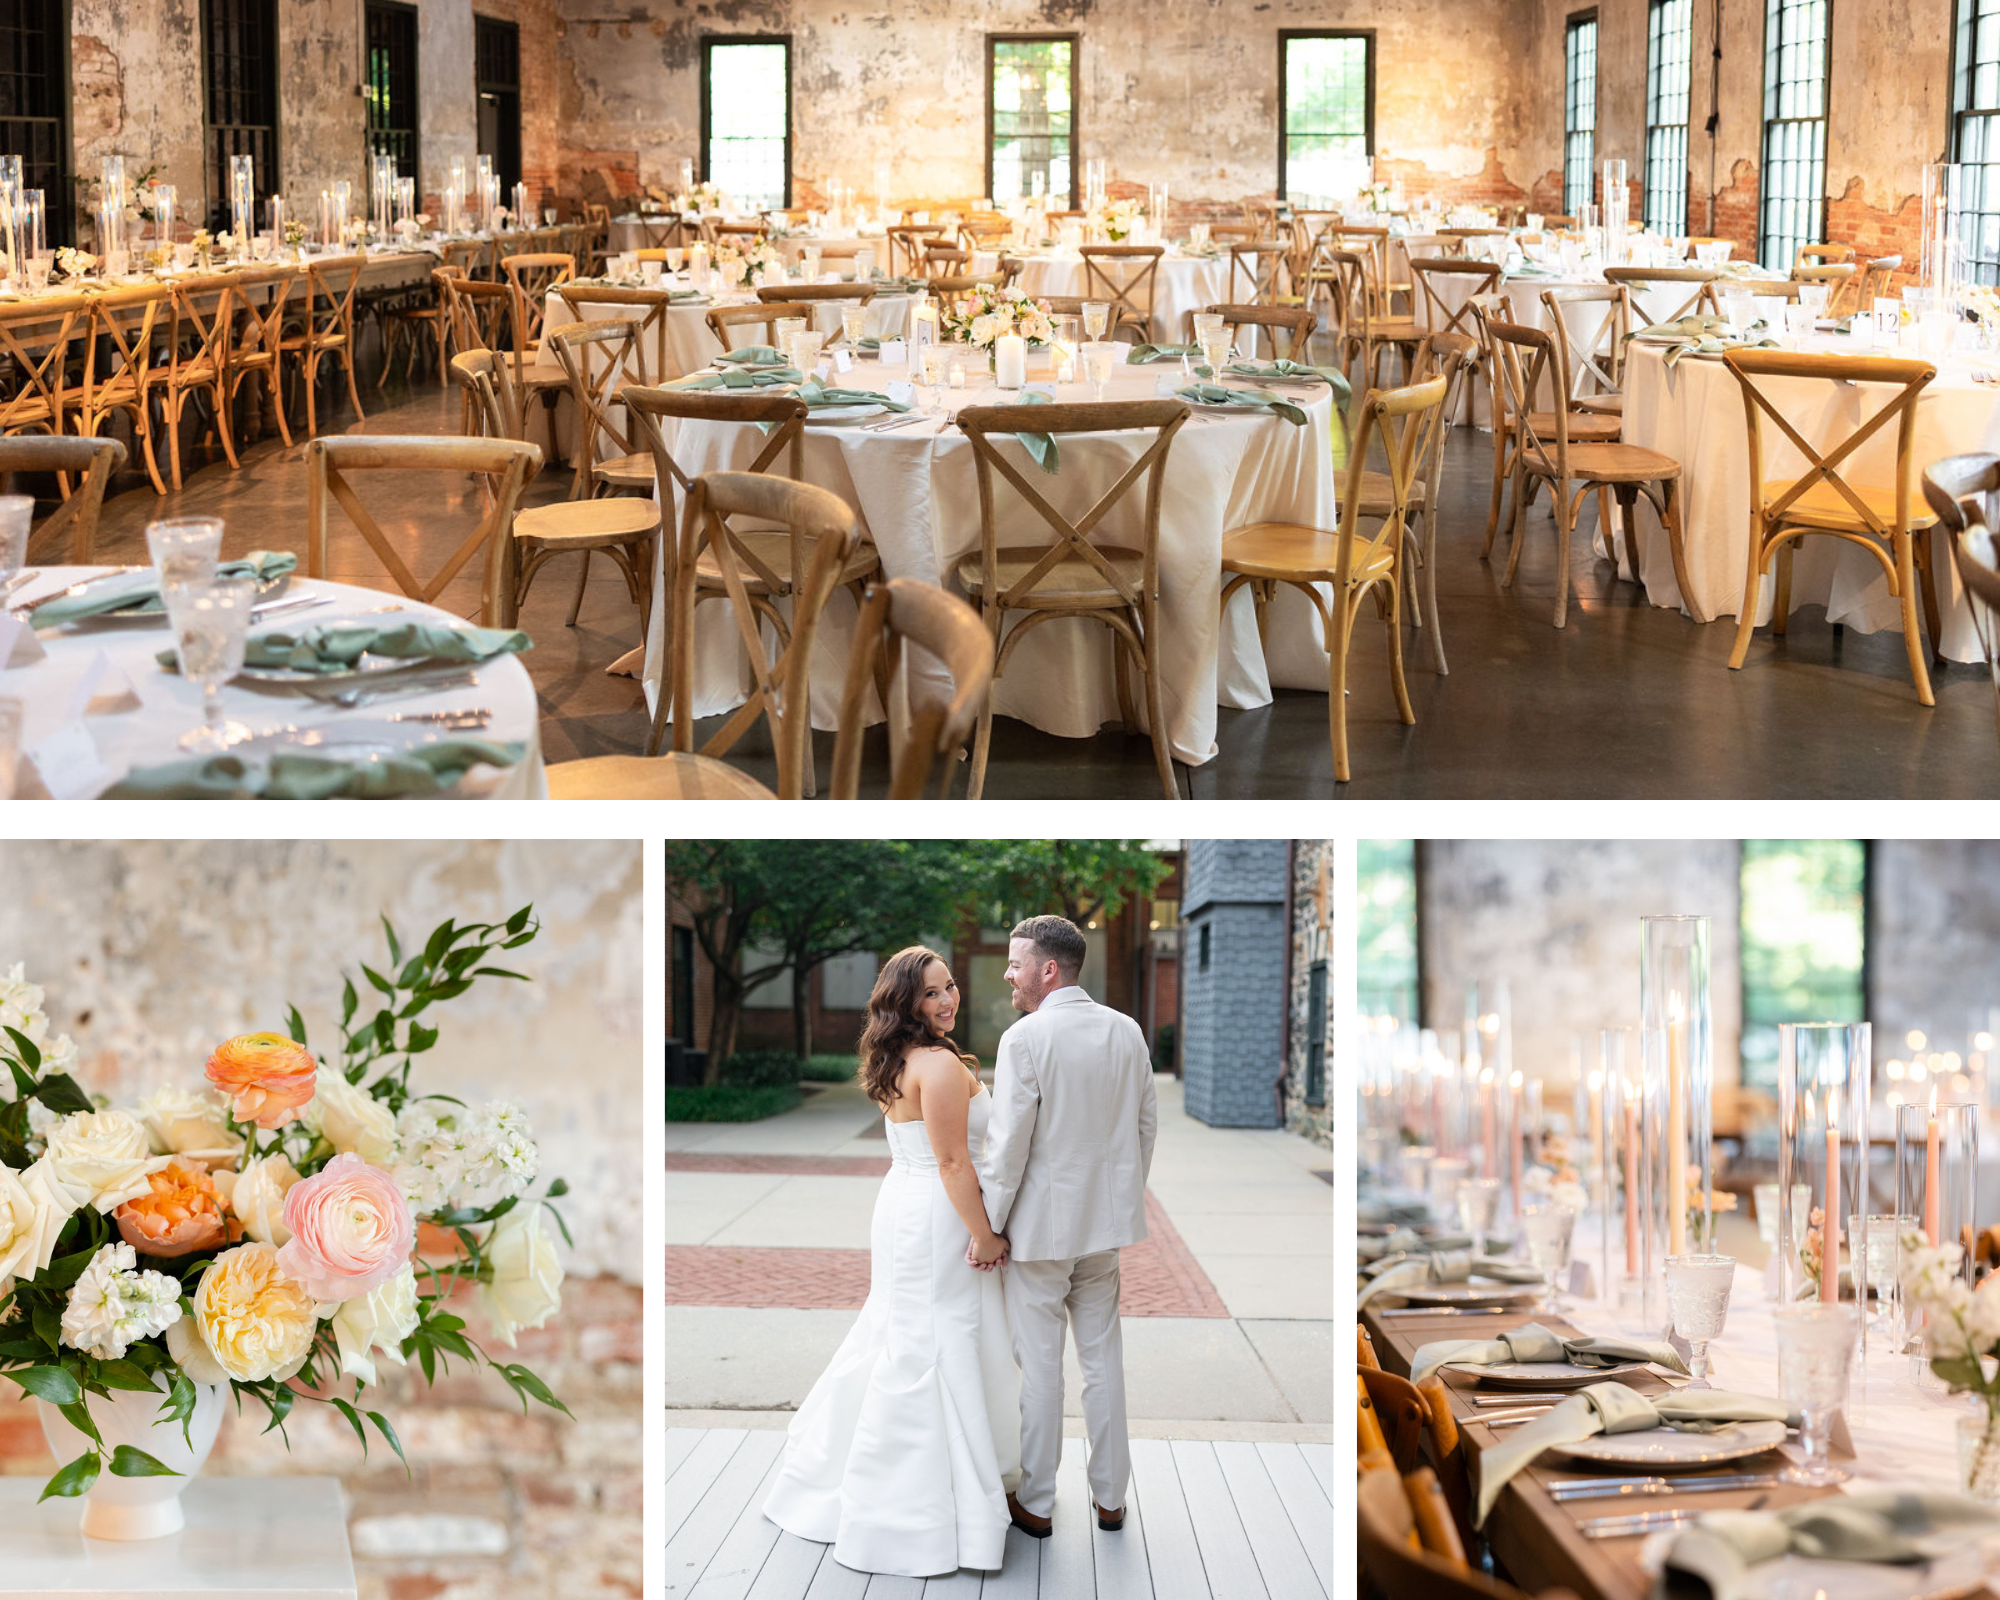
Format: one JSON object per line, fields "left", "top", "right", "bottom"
{"left": 1180, "top": 839, "right": 1288, "bottom": 1129}
{"left": 1285, "top": 841, "right": 1337, "bottom": 1148}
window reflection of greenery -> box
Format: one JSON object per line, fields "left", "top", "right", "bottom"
{"left": 1283, "top": 36, "right": 1371, "bottom": 205}
{"left": 1359, "top": 839, "right": 1419, "bottom": 1026}
{"left": 992, "top": 40, "right": 1073, "bottom": 204}
{"left": 1738, "top": 839, "right": 1866, "bottom": 1087}
{"left": 707, "top": 44, "right": 789, "bottom": 212}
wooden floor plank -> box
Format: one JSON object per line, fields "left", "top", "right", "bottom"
{"left": 1129, "top": 1438, "right": 1213, "bottom": 1600}
{"left": 1042, "top": 1447, "right": 1097, "bottom": 1598}
{"left": 803, "top": 1553, "right": 873, "bottom": 1600}
{"left": 668, "top": 1431, "right": 790, "bottom": 1596}
{"left": 666, "top": 1426, "right": 705, "bottom": 1481}
{"left": 863, "top": 1577, "right": 926, "bottom": 1600}
{"left": 1297, "top": 1443, "right": 1334, "bottom": 1505}
{"left": 745, "top": 1534, "right": 829, "bottom": 1600}
{"left": 1087, "top": 1450, "right": 1154, "bottom": 1600}
{"left": 919, "top": 1567, "right": 987, "bottom": 1599}
{"left": 1172, "top": 1441, "right": 1270, "bottom": 1600}
{"left": 1256, "top": 1443, "right": 1332, "bottom": 1595}
{"left": 687, "top": 1443, "right": 791, "bottom": 1600}
{"left": 977, "top": 1524, "right": 1043, "bottom": 1600}
{"left": 666, "top": 1430, "right": 753, "bottom": 1546}
{"left": 1213, "top": 1443, "right": 1325, "bottom": 1600}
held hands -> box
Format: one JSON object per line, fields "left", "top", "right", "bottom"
{"left": 967, "top": 1232, "right": 1010, "bottom": 1272}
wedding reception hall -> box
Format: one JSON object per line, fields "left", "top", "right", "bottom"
{"left": 1, "top": 1, "right": 1997, "bottom": 796}
{"left": 1356, "top": 837, "right": 2000, "bottom": 1600}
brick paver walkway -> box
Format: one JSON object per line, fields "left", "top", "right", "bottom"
{"left": 663, "top": 1175, "right": 1228, "bottom": 1317}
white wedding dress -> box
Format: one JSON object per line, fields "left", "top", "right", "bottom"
{"left": 762, "top": 1089, "right": 1021, "bottom": 1576}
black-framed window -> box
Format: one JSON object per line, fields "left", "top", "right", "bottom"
{"left": 1304, "top": 960, "right": 1327, "bottom": 1107}
{"left": 201, "top": 0, "right": 278, "bottom": 234}
{"left": 701, "top": 36, "right": 790, "bottom": 212}
{"left": 1359, "top": 838, "right": 1419, "bottom": 1026}
{"left": 1198, "top": 923, "right": 1211, "bottom": 972}
{"left": 1760, "top": 0, "right": 1830, "bottom": 268}
{"left": 365, "top": 0, "right": 420, "bottom": 184}
{"left": 1564, "top": 13, "right": 1599, "bottom": 215}
{"left": 1645, "top": 0, "right": 1694, "bottom": 234}
{"left": 988, "top": 35, "right": 1076, "bottom": 208}
{"left": 476, "top": 15, "right": 522, "bottom": 200}
{"left": 1952, "top": 0, "right": 2000, "bottom": 284}
{"left": 0, "top": 0, "right": 67, "bottom": 246}
{"left": 1280, "top": 30, "right": 1374, "bottom": 207}
{"left": 671, "top": 926, "right": 695, "bottom": 1042}
{"left": 1739, "top": 840, "right": 1867, "bottom": 1088}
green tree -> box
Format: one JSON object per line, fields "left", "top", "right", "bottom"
{"left": 973, "top": 840, "right": 1171, "bottom": 928}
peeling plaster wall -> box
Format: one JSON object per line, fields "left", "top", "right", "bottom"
{"left": 553, "top": 0, "right": 1536, "bottom": 214}
{"left": 69, "top": 0, "right": 205, "bottom": 208}
{"left": 0, "top": 838, "right": 643, "bottom": 1283}
{"left": 1867, "top": 841, "right": 2000, "bottom": 1060}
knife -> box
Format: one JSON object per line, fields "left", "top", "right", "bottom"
{"left": 1552, "top": 1474, "right": 1783, "bottom": 1502}
{"left": 1580, "top": 1510, "right": 1698, "bottom": 1539}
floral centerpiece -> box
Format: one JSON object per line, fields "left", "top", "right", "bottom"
{"left": 940, "top": 283, "right": 1057, "bottom": 352}
{"left": 683, "top": 182, "right": 727, "bottom": 215}
{"left": 189, "top": 229, "right": 214, "bottom": 267}
{"left": 392, "top": 213, "right": 431, "bottom": 246}
{"left": 715, "top": 236, "right": 781, "bottom": 289}
{"left": 1520, "top": 1134, "right": 1590, "bottom": 1214}
{"left": 281, "top": 219, "right": 308, "bottom": 261}
{"left": 0, "top": 909, "right": 569, "bottom": 1537}
{"left": 54, "top": 248, "right": 96, "bottom": 283}
{"left": 1359, "top": 182, "right": 1395, "bottom": 215}
{"left": 1901, "top": 1228, "right": 2000, "bottom": 1497}
{"left": 1093, "top": 198, "right": 1144, "bottom": 243}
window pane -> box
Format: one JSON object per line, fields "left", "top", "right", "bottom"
{"left": 1359, "top": 838, "right": 1419, "bottom": 1024}
{"left": 991, "top": 38, "right": 1073, "bottom": 205}
{"left": 0, "top": 0, "right": 71, "bottom": 242}
{"left": 706, "top": 42, "right": 788, "bottom": 212}
{"left": 1565, "top": 18, "right": 1598, "bottom": 214}
{"left": 1645, "top": 0, "right": 1693, "bottom": 233}
{"left": 1760, "top": 0, "right": 1828, "bottom": 265}
{"left": 1739, "top": 840, "right": 1866, "bottom": 1087}
{"left": 1955, "top": 0, "right": 2000, "bottom": 283}
{"left": 1282, "top": 34, "right": 1372, "bottom": 205}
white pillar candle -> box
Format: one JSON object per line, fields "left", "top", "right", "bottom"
{"left": 995, "top": 333, "right": 1026, "bottom": 388}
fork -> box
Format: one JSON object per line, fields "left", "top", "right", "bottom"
{"left": 307, "top": 668, "right": 478, "bottom": 710}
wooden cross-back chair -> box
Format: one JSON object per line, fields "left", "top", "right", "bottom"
{"left": 382, "top": 237, "right": 492, "bottom": 386}
{"left": 1408, "top": 258, "right": 1500, "bottom": 415}
{"left": 1855, "top": 255, "right": 1904, "bottom": 313}
{"left": 2, "top": 436, "right": 125, "bottom": 563}
{"left": 1436, "top": 226, "right": 1509, "bottom": 258}
{"left": 1921, "top": 452, "right": 2000, "bottom": 752}
{"left": 143, "top": 278, "right": 241, "bottom": 492}
{"left": 635, "top": 214, "right": 683, "bottom": 251}
{"left": 922, "top": 242, "right": 972, "bottom": 279}
{"left": 1794, "top": 242, "right": 1855, "bottom": 270}
{"left": 1226, "top": 240, "right": 1291, "bottom": 306}
{"left": 554, "top": 283, "right": 679, "bottom": 394}
{"left": 1359, "top": 1462, "right": 1560, "bottom": 1600}
{"left": 1327, "top": 249, "right": 1425, "bottom": 388}
{"left": 1326, "top": 223, "right": 1408, "bottom": 316}
{"left": 453, "top": 349, "right": 529, "bottom": 447}
{"left": 924, "top": 273, "right": 1007, "bottom": 296}
{"left": 756, "top": 283, "right": 880, "bottom": 306}
{"left": 1722, "top": 348, "right": 1942, "bottom": 701}
{"left": 0, "top": 292, "right": 86, "bottom": 467}
{"left": 830, "top": 577, "right": 995, "bottom": 800}
{"left": 1383, "top": 335, "right": 1478, "bottom": 675}
{"left": 1210, "top": 223, "right": 1259, "bottom": 246}
{"left": 1221, "top": 373, "right": 1446, "bottom": 782}
{"left": 547, "top": 472, "right": 865, "bottom": 801}
{"left": 546, "top": 319, "right": 655, "bottom": 498}
{"left": 217, "top": 267, "right": 295, "bottom": 451}
{"left": 1180, "top": 302, "right": 1318, "bottom": 362}
{"left": 887, "top": 224, "right": 945, "bottom": 276}
{"left": 75, "top": 285, "right": 168, "bottom": 495}
{"left": 1079, "top": 245, "right": 1165, "bottom": 340}
{"left": 499, "top": 252, "right": 573, "bottom": 370}
{"left": 1602, "top": 265, "right": 1722, "bottom": 325}
{"left": 1541, "top": 283, "right": 1631, "bottom": 418}
{"left": 437, "top": 274, "right": 515, "bottom": 433}
{"left": 279, "top": 257, "right": 367, "bottom": 438}
{"left": 1791, "top": 262, "right": 1859, "bottom": 316}
{"left": 305, "top": 433, "right": 541, "bottom": 624}
{"left": 712, "top": 222, "right": 766, "bottom": 246}
{"left": 954, "top": 398, "right": 1189, "bottom": 799}
{"left": 704, "top": 304, "right": 790, "bottom": 353}
{"left": 1486, "top": 317, "right": 1696, "bottom": 629}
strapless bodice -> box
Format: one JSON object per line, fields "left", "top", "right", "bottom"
{"left": 883, "top": 1089, "right": 990, "bottom": 1172}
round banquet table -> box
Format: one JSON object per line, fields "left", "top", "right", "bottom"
{"left": 1008, "top": 250, "right": 1234, "bottom": 346}
{"left": 1620, "top": 336, "right": 1990, "bottom": 661}
{"left": 3, "top": 570, "right": 546, "bottom": 798}
{"left": 637, "top": 355, "right": 1340, "bottom": 767}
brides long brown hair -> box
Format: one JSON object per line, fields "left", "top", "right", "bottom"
{"left": 859, "top": 946, "right": 977, "bottom": 1109}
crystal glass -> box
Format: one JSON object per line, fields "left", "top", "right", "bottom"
{"left": 0, "top": 494, "right": 30, "bottom": 584}
{"left": 919, "top": 344, "right": 950, "bottom": 410}
{"left": 1455, "top": 1176, "right": 1501, "bottom": 1256}
{"left": 543, "top": 208, "right": 558, "bottom": 227}
{"left": 1772, "top": 1302, "right": 1856, "bottom": 1485}
{"left": 802, "top": 247, "right": 822, "bottom": 280}
{"left": 0, "top": 694, "right": 21, "bottom": 800}
{"left": 1784, "top": 303, "right": 1814, "bottom": 340}
{"left": 1848, "top": 1212, "right": 1917, "bottom": 1336}
{"left": 25, "top": 252, "right": 48, "bottom": 292}
{"left": 1425, "top": 1153, "right": 1467, "bottom": 1219}
{"left": 774, "top": 317, "right": 807, "bottom": 354}
{"left": 1082, "top": 301, "right": 1110, "bottom": 341}
{"left": 1521, "top": 1204, "right": 1576, "bottom": 1311}
{"left": 665, "top": 247, "right": 685, "bottom": 273}
{"left": 1085, "top": 340, "right": 1119, "bottom": 401}
{"left": 788, "top": 331, "right": 824, "bottom": 373}
{"left": 1663, "top": 1253, "right": 1734, "bottom": 1387}
{"left": 1754, "top": 1183, "right": 1812, "bottom": 1251}
{"left": 1799, "top": 283, "right": 1831, "bottom": 319}
{"left": 1200, "top": 335, "right": 1232, "bottom": 380}
{"left": 166, "top": 574, "right": 257, "bottom": 752}
{"left": 842, "top": 306, "right": 868, "bottom": 349}
{"left": 1397, "top": 1144, "right": 1435, "bottom": 1195}
{"left": 1724, "top": 292, "right": 1756, "bottom": 334}
{"left": 146, "top": 516, "right": 224, "bottom": 598}
{"left": 1192, "top": 311, "right": 1227, "bottom": 347}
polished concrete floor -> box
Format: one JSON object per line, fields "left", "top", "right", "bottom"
{"left": 88, "top": 338, "right": 2000, "bottom": 799}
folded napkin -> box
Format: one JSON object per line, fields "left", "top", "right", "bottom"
{"left": 669, "top": 365, "right": 804, "bottom": 390}
{"left": 1475, "top": 1383, "right": 1796, "bottom": 1525}
{"left": 1126, "top": 343, "right": 1199, "bottom": 364}
{"left": 868, "top": 274, "right": 932, "bottom": 294}
{"left": 1506, "top": 262, "right": 1561, "bottom": 277}
{"left": 153, "top": 620, "right": 530, "bottom": 676}
{"left": 994, "top": 389, "right": 1059, "bottom": 475}
{"left": 1356, "top": 1248, "right": 1546, "bottom": 1308}
{"left": 1228, "top": 360, "right": 1351, "bottom": 396}
{"left": 1175, "top": 383, "right": 1309, "bottom": 426}
{"left": 1629, "top": 314, "right": 1732, "bottom": 342}
{"left": 1408, "top": 1321, "right": 1687, "bottom": 1387}
{"left": 852, "top": 336, "right": 882, "bottom": 351}
{"left": 715, "top": 345, "right": 788, "bottom": 366}
{"left": 101, "top": 741, "right": 526, "bottom": 800}
{"left": 32, "top": 552, "right": 297, "bottom": 627}
{"left": 796, "top": 378, "right": 911, "bottom": 413}
{"left": 1663, "top": 336, "right": 1777, "bottom": 369}
{"left": 1358, "top": 1195, "right": 1440, "bottom": 1228}
{"left": 1662, "top": 1495, "right": 2000, "bottom": 1600}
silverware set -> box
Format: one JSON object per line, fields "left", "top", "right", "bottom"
{"left": 301, "top": 667, "right": 480, "bottom": 710}
{"left": 1551, "top": 1473, "right": 1783, "bottom": 1504}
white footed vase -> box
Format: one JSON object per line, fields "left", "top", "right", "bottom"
{"left": 38, "top": 1376, "right": 225, "bottom": 1540}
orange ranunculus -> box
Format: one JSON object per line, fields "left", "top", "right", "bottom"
{"left": 204, "top": 1032, "right": 317, "bottom": 1129}
{"left": 114, "top": 1158, "right": 236, "bottom": 1257}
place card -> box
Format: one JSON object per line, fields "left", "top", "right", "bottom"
{"left": 72, "top": 650, "right": 142, "bottom": 717}
{"left": 0, "top": 614, "right": 46, "bottom": 670}
{"left": 833, "top": 348, "right": 853, "bottom": 373}
{"left": 878, "top": 338, "right": 907, "bottom": 366}
{"left": 884, "top": 381, "right": 915, "bottom": 407}
{"left": 15, "top": 722, "right": 114, "bottom": 800}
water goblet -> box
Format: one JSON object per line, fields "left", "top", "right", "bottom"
{"left": 1520, "top": 1204, "right": 1576, "bottom": 1311}
{"left": 1397, "top": 1145, "right": 1436, "bottom": 1196}
{"left": 803, "top": 247, "right": 822, "bottom": 281}
{"left": 1192, "top": 312, "right": 1227, "bottom": 348}
{"left": 1772, "top": 1302, "right": 1857, "bottom": 1485}
{"left": 1663, "top": 1253, "right": 1736, "bottom": 1388}
{"left": 920, "top": 344, "right": 950, "bottom": 412}
{"left": 774, "top": 317, "right": 807, "bottom": 357}
{"left": 146, "top": 516, "right": 224, "bottom": 602}
{"left": 842, "top": 306, "right": 869, "bottom": 351}
{"left": 665, "top": 248, "right": 685, "bottom": 274}
{"left": 1453, "top": 1176, "right": 1501, "bottom": 1256}
{"left": 1085, "top": 340, "right": 1119, "bottom": 401}
{"left": 543, "top": 208, "right": 558, "bottom": 227}
{"left": 1425, "top": 1154, "right": 1468, "bottom": 1220}
{"left": 1082, "top": 301, "right": 1110, "bottom": 342}
{"left": 1783, "top": 303, "right": 1814, "bottom": 341}
{"left": 1799, "top": 282, "right": 1831, "bottom": 320}
{"left": 1200, "top": 335, "right": 1233, "bottom": 382}
{"left": 166, "top": 573, "right": 258, "bottom": 753}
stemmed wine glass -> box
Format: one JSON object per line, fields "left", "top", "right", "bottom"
{"left": 0, "top": 495, "right": 31, "bottom": 590}
{"left": 1521, "top": 1204, "right": 1576, "bottom": 1312}
{"left": 1082, "top": 301, "right": 1110, "bottom": 342}
{"left": 166, "top": 574, "right": 258, "bottom": 752}
{"left": 1663, "top": 1254, "right": 1736, "bottom": 1389}
{"left": 1454, "top": 1177, "right": 1500, "bottom": 1257}
{"left": 920, "top": 345, "right": 950, "bottom": 414}
{"left": 1084, "top": 341, "right": 1119, "bottom": 402}
{"left": 1771, "top": 1302, "right": 1856, "bottom": 1485}
{"left": 146, "top": 516, "right": 224, "bottom": 601}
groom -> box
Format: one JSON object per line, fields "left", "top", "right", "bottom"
{"left": 975, "top": 914, "right": 1158, "bottom": 1539}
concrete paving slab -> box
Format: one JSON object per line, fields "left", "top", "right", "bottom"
{"left": 704, "top": 1174, "right": 882, "bottom": 1249}
{"left": 1093, "top": 1318, "right": 1299, "bottom": 1424}
{"left": 1164, "top": 1213, "right": 1333, "bottom": 1262}
{"left": 662, "top": 1172, "right": 789, "bottom": 1245}
{"left": 663, "top": 1306, "right": 860, "bottom": 1410}
{"left": 665, "top": 1081, "right": 882, "bottom": 1155}
{"left": 1240, "top": 1320, "right": 1334, "bottom": 1424}
{"left": 1194, "top": 1253, "right": 1334, "bottom": 1322}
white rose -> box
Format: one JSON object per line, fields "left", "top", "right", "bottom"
{"left": 305, "top": 1073, "right": 398, "bottom": 1167}
{"left": 1967, "top": 1275, "right": 2000, "bottom": 1353}
{"left": 134, "top": 1085, "right": 243, "bottom": 1168}
{"left": 43, "top": 1109, "right": 172, "bottom": 1212}
{"left": 212, "top": 1152, "right": 302, "bottom": 1246}
{"left": 330, "top": 1264, "right": 419, "bottom": 1385}
{"left": 164, "top": 1313, "right": 229, "bottom": 1385}
{"left": 0, "top": 1158, "right": 82, "bottom": 1282}
{"left": 480, "top": 1206, "right": 563, "bottom": 1347}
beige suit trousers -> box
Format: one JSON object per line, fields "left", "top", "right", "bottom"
{"left": 1000, "top": 1249, "right": 1129, "bottom": 1518}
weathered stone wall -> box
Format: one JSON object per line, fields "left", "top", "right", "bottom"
{"left": 1285, "top": 841, "right": 1336, "bottom": 1148}
{"left": 552, "top": 0, "right": 1537, "bottom": 215}
{"left": 1867, "top": 841, "right": 2000, "bottom": 1062}
{"left": 1182, "top": 840, "right": 1289, "bottom": 1129}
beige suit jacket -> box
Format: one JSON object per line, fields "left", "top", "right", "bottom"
{"left": 979, "top": 986, "right": 1158, "bottom": 1262}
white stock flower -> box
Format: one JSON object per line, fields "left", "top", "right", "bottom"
{"left": 480, "top": 1205, "right": 563, "bottom": 1347}
{"left": 0, "top": 962, "right": 78, "bottom": 1082}
{"left": 43, "top": 1110, "right": 172, "bottom": 1212}
{"left": 59, "top": 1243, "right": 182, "bottom": 1360}
{"left": 455, "top": 1103, "right": 539, "bottom": 1208}
{"left": 330, "top": 1263, "right": 419, "bottom": 1385}
{"left": 390, "top": 1106, "right": 461, "bottom": 1213}
{"left": 212, "top": 1152, "right": 302, "bottom": 1246}
{"left": 134, "top": 1085, "right": 243, "bottom": 1168}
{"left": 305, "top": 1073, "right": 398, "bottom": 1167}
{"left": 1967, "top": 1273, "right": 2000, "bottom": 1354}
{"left": 0, "top": 1158, "right": 82, "bottom": 1282}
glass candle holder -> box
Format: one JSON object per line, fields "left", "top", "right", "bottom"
{"left": 1642, "top": 915, "right": 1712, "bottom": 1259}
{"left": 1456, "top": 1176, "right": 1502, "bottom": 1257}
{"left": 1599, "top": 1028, "right": 1639, "bottom": 1301}
{"left": 1396, "top": 1145, "right": 1435, "bottom": 1197}
{"left": 1754, "top": 1182, "right": 1812, "bottom": 1299}
{"left": 1776, "top": 1023, "right": 1872, "bottom": 1324}
{"left": 1522, "top": 1204, "right": 1576, "bottom": 1312}
{"left": 1773, "top": 1302, "right": 1857, "bottom": 1486}
{"left": 1663, "top": 1253, "right": 1734, "bottom": 1386}
{"left": 1425, "top": 1154, "right": 1468, "bottom": 1224}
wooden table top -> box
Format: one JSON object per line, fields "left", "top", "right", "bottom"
{"left": 1364, "top": 1302, "right": 1847, "bottom": 1600}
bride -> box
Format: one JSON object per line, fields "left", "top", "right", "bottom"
{"left": 761, "top": 946, "right": 1022, "bottom": 1577}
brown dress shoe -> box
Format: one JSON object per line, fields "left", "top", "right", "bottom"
{"left": 1007, "top": 1492, "right": 1052, "bottom": 1539}
{"left": 1095, "top": 1502, "right": 1125, "bottom": 1531}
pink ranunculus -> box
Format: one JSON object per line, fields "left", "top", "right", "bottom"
{"left": 274, "top": 1153, "right": 415, "bottom": 1304}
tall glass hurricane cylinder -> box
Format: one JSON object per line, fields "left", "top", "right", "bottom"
{"left": 1776, "top": 1023, "right": 1873, "bottom": 1329}
{"left": 1642, "top": 916, "right": 1712, "bottom": 1259}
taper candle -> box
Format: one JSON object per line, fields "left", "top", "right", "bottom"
{"left": 1823, "top": 1088, "right": 1841, "bottom": 1304}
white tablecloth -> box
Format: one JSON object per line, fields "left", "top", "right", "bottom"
{"left": 1621, "top": 338, "right": 1990, "bottom": 660}
{"left": 2, "top": 569, "right": 545, "bottom": 798}
{"left": 640, "top": 357, "right": 1340, "bottom": 767}
{"left": 1009, "top": 251, "right": 1234, "bottom": 344}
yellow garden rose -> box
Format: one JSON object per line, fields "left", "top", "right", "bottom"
{"left": 204, "top": 1033, "right": 317, "bottom": 1129}
{"left": 170, "top": 1241, "right": 317, "bottom": 1384}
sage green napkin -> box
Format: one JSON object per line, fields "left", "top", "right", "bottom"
{"left": 868, "top": 274, "right": 931, "bottom": 294}
{"left": 1126, "top": 343, "right": 1199, "bottom": 364}
{"left": 1661, "top": 1494, "right": 2000, "bottom": 1600}
{"left": 1629, "top": 314, "right": 1732, "bottom": 343}
{"left": 32, "top": 552, "right": 297, "bottom": 627}
{"left": 1506, "top": 262, "right": 1560, "bottom": 278}
{"left": 1662, "top": 336, "right": 1778, "bottom": 369}
{"left": 669, "top": 365, "right": 804, "bottom": 390}
{"left": 1475, "top": 1383, "right": 1796, "bottom": 1525}
{"left": 152, "top": 620, "right": 530, "bottom": 675}
{"left": 995, "top": 390, "right": 1059, "bottom": 475}
{"left": 1408, "top": 1321, "right": 1687, "bottom": 1386}
{"left": 1228, "top": 360, "right": 1351, "bottom": 398}
{"left": 796, "top": 378, "right": 911, "bottom": 413}
{"left": 852, "top": 336, "right": 881, "bottom": 351}
{"left": 1356, "top": 1248, "right": 1547, "bottom": 1308}
{"left": 1175, "top": 383, "right": 1310, "bottom": 426}
{"left": 715, "top": 345, "right": 788, "bottom": 366}
{"left": 101, "top": 741, "right": 526, "bottom": 800}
